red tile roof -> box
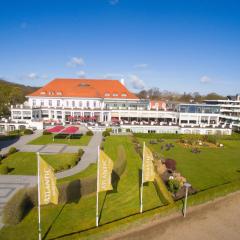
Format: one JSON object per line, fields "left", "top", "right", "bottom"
{"left": 28, "top": 78, "right": 138, "bottom": 100}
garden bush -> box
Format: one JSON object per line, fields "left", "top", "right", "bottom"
{"left": 77, "top": 149, "right": 84, "bottom": 157}
{"left": 86, "top": 130, "right": 93, "bottom": 136}
{"left": 8, "top": 147, "right": 18, "bottom": 155}
{"left": 0, "top": 164, "right": 9, "bottom": 174}
{"left": 43, "top": 130, "right": 52, "bottom": 135}
{"left": 3, "top": 188, "right": 34, "bottom": 225}
{"left": 102, "top": 131, "right": 110, "bottom": 137}
{"left": 23, "top": 129, "right": 33, "bottom": 135}
{"left": 167, "top": 178, "right": 180, "bottom": 194}
{"left": 164, "top": 159, "right": 176, "bottom": 171}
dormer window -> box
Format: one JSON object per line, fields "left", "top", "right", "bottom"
{"left": 79, "top": 83, "right": 90, "bottom": 87}
{"left": 121, "top": 93, "right": 127, "bottom": 97}
{"left": 40, "top": 91, "right": 46, "bottom": 95}
{"left": 48, "top": 91, "right": 55, "bottom": 95}
{"left": 56, "top": 91, "right": 62, "bottom": 96}
{"left": 105, "top": 93, "right": 110, "bottom": 97}
{"left": 113, "top": 93, "right": 118, "bottom": 97}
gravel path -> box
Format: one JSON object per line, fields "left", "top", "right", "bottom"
{"left": 109, "top": 191, "right": 240, "bottom": 240}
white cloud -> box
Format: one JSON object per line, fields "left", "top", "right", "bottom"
{"left": 200, "top": 75, "right": 212, "bottom": 84}
{"left": 76, "top": 70, "right": 86, "bottom": 78}
{"left": 109, "top": 0, "right": 119, "bottom": 5}
{"left": 26, "top": 73, "right": 39, "bottom": 81}
{"left": 128, "top": 74, "right": 145, "bottom": 90}
{"left": 134, "top": 63, "right": 148, "bottom": 69}
{"left": 67, "top": 57, "right": 85, "bottom": 67}
{"left": 24, "top": 73, "right": 48, "bottom": 81}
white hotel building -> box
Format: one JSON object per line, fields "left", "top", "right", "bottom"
{"left": 1, "top": 78, "right": 238, "bottom": 135}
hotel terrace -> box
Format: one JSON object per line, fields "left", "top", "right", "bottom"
{"left": 1, "top": 78, "right": 239, "bottom": 135}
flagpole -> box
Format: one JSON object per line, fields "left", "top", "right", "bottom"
{"left": 96, "top": 145, "right": 100, "bottom": 227}
{"left": 140, "top": 142, "right": 145, "bottom": 213}
{"left": 37, "top": 152, "right": 42, "bottom": 240}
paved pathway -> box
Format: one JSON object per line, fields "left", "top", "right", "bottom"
{"left": 0, "top": 132, "right": 102, "bottom": 228}
{"left": 0, "top": 130, "right": 42, "bottom": 155}
{"left": 56, "top": 132, "right": 102, "bottom": 178}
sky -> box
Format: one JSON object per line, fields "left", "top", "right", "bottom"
{"left": 0, "top": 0, "right": 240, "bottom": 95}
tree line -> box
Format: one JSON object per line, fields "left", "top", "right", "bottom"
{"left": 136, "top": 87, "right": 227, "bottom": 102}
{"left": 0, "top": 79, "right": 39, "bottom": 118}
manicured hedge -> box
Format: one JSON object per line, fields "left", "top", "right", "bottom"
{"left": 8, "top": 147, "right": 18, "bottom": 155}
{"left": 102, "top": 131, "right": 110, "bottom": 137}
{"left": 3, "top": 188, "right": 34, "bottom": 225}
{"left": 0, "top": 164, "right": 9, "bottom": 174}
{"left": 23, "top": 129, "right": 33, "bottom": 135}
{"left": 86, "top": 130, "right": 93, "bottom": 136}
{"left": 113, "top": 145, "right": 127, "bottom": 177}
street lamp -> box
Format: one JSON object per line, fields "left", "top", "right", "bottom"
{"left": 183, "top": 182, "right": 191, "bottom": 218}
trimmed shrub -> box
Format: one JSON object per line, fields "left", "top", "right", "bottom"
{"left": 43, "top": 130, "right": 52, "bottom": 135}
{"left": 3, "top": 188, "right": 34, "bottom": 225}
{"left": 86, "top": 130, "right": 93, "bottom": 136}
{"left": 164, "top": 159, "right": 176, "bottom": 171}
{"left": 23, "top": 129, "right": 33, "bottom": 135}
{"left": 0, "top": 164, "right": 9, "bottom": 174}
{"left": 102, "top": 131, "right": 110, "bottom": 137}
{"left": 113, "top": 145, "right": 127, "bottom": 177}
{"left": 167, "top": 178, "right": 180, "bottom": 194}
{"left": 8, "top": 147, "right": 18, "bottom": 155}
{"left": 58, "top": 176, "right": 96, "bottom": 203}
{"left": 77, "top": 149, "right": 84, "bottom": 157}
{"left": 105, "top": 128, "right": 112, "bottom": 132}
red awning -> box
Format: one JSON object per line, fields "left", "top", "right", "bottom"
{"left": 47, "top": 126, "right": 65, "bottom": 133}
{"left": 61, "top": 126, "right": 79, "bottom": 134}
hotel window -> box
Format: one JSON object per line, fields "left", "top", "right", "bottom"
{"left": 40, "top": 100, "right": 44, "bottom": 106}
{"left": 66, "top": 101, "right": 69, "bottom": 107}
{"left": 79, "top": 101, "right": 82, "bottom": 107}
{"left": 57, "top": 100, "right": 60, "bottom": 107}
{"left": 72, "top": 101, "right": 75, "bottom": 107}
{"left": 49, "top": 100, "right": 52, "bottom": 106}
{"left": 93, "top": 101, "right": 96, "bottom": 108}
{"left": 86, "top": 101, "right": 90, "bottom": 108}
{"left": 32, "top": 100, "right": 36, "bottom": 106}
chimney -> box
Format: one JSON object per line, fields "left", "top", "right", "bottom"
{"left": 120, "top": 78, "right": 125, "bottom": 86}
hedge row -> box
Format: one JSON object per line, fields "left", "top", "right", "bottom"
{"left": 3, "top": 145, "right": 127, "bottom": 225}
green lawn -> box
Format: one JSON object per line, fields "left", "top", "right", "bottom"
{"left": 2, "top": 135, "right": 240, "bottom": 240}
{"left": 0, "top": 136, "right": 165, "bottom": 240}
{"left": 57, "top": 163, "right": 97, "bottom": 184}
{"left": 0, "top": 152, "right": 79, "bottom": 175}
{"left": 28, "top": 133, "right": 91, "bottom": 146}
{"left": 137, "top": 137, "right": 240, "bottom": 191}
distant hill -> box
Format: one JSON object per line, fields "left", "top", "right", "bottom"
{"left": 0, "top": 79, "right": 39, "bottom": 117}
